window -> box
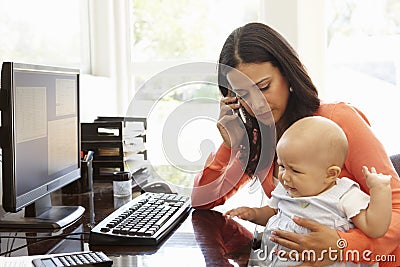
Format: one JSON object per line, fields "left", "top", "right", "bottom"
{"left": 131, "top": 0, "right": 261, "bottom": 92}
{"left": 325, "top": 0, "right": 400, "bottom": 155}
{"left": 130, "top": 0, "right": 262, "bottom": 191}
{"left": 0, "top": 0, "right": 88, "bottom": 70}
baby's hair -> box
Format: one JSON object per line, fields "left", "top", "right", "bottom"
{"left": 280, "top": 116, "right": 348, "bottom": 167}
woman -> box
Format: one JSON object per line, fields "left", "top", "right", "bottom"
{"left": 191, "top": 22, "right": 400, "bottom": 266}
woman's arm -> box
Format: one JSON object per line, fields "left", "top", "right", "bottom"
{"left": 191, "top": 144, "right": 252, "bottom": 209}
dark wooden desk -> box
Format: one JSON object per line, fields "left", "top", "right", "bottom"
{"left": 0, "top": 182, "right": 258, "bottom": 266}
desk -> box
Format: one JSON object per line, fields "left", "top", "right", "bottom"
{"left": 0, "top": 182, "right": 259, "bottom": 267}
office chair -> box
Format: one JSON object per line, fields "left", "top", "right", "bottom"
{"left": 390, "top": 154, "right": 400, "bottom": 176}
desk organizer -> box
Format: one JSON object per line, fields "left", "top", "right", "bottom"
{"left": 81, "top": 117, "right": 148, "bottom": 182}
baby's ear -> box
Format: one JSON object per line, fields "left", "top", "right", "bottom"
{"left": 325, "top": 166, "right": 341, "bottom": 183}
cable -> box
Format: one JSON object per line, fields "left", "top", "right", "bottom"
{"left": 0, "top": 232, "right": 89, "bottom": 240}
{"left": 0, "top": 237, "right": 85, "bottom": 256}
{"left": 0, "top": 232, "right": 90, "bottom": 256}
{"left": 7, "top": 233, "right": 17, "bottom": 257}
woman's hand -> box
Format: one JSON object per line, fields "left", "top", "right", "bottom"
{"left": 217, "top": 95, "right": 246, "bottom": 148}
{"left": 270, "top": 216, "right": 342, "bottom": 266}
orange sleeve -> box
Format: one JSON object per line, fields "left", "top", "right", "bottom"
{"left": 318, "top": 102, "right": 400, "bottom": 265}
{"left": 191, "top": 143, "right": 252, "bottom": 209}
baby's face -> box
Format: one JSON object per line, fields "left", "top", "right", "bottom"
{"left": 276, "top": 139, "right": 335, "bottom": 198}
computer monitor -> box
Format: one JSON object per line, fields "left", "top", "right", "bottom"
{"left": 0, "top": 62, "right": 84, "bottom": 229}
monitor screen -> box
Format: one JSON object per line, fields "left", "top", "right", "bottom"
{"left": 0, "top": 62, "right": 84, "bottom": 229}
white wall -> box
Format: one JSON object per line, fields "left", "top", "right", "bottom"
{"left": 80, "top": 74, "right": 116, "bottom": 122}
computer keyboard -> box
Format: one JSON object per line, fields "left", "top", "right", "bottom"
{"left": 32, "top": 251, "right": 113, "bottom": 267}
{"left": 89, "top": 192, "right": 191, "bottom": 246}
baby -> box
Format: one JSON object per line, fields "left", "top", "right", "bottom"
{"left": 225, "top": 116, "right": 392, "bottom": 266}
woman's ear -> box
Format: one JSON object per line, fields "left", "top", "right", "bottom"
{"left": 325, "top": 166, "right": 341, "bottom": 183}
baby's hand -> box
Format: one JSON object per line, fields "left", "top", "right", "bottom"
{"left": 362, "top": 166, "right": 391, "bottom": 190}
{"left": 224, "top": 206, "right": 256, "bottom": 221}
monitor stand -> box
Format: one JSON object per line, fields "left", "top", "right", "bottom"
{"left": 0, "top": 194, "right": 85, "bottom": 229}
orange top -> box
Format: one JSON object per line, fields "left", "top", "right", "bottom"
{"left": 191, "top": 102, "right": 400, "bottom": 265}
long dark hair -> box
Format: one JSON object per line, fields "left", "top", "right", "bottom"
{"left": 218, "top": 22, "right": 320, "bottom": 176}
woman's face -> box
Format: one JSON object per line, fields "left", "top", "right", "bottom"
{"left": 226, "top": 62, "right": 290, "bottom": 125}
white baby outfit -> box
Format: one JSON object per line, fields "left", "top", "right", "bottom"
{"left": 260, "top": 177, "right": 373, "bottom": 267}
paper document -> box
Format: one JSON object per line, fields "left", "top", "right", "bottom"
{"left": 0, "top": 255, "right": 37, "bottom": 266}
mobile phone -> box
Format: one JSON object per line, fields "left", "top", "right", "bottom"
{"left": 237, "top": 106, "right": 247, "bottom": 125}
{"left": 230, "top": 91, "right": 247, "bottom": 125}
